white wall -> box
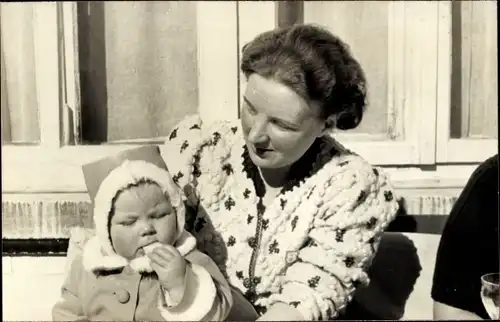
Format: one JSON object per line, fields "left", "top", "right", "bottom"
{"left": 2, "top": 257, "right": 66, "bottom": 321}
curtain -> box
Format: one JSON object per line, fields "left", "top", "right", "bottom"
{"left": 1, "top": 3, "right": 40, "bottom": 144}
{"left": 79, "top": 1, "right": 199, "bottom": 143}
{"left": 450, "top": 0, "right": 498, "bottom": 139}
{"left": 1, "top": 2, "right": 199, "bottom": 145}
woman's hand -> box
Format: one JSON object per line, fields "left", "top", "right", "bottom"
{"left": 257, "top": 303, "right": 304, "bottom": 321}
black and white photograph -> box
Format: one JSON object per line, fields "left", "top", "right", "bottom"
{"left": 1, "top": 1, "right": 498, "bottom": 321}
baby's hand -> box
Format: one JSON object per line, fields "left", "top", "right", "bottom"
{"left": 147, "top": 245, "right": 187, "bottom": 299}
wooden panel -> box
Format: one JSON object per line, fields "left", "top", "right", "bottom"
{"left": 2, "top": 200, "right": 93, "bottom": 238}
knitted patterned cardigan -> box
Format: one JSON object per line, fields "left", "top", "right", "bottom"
{"left": 161, "top": 114, "right": 399, "bottom": 320}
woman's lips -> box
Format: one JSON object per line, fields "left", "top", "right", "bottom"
{"left": 253, "top": 145, "right": 273, "bottom": 155}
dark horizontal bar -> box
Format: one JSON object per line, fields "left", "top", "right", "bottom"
{"left": 387, "top": 214, "right": 448, "bottom": 235}
{"left": 2, "top": 238, "right": 69, "bottom": 256}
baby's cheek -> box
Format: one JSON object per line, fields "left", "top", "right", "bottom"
{"left": 156, "top": 215, "right": 178, "bottom": 245}
{"left": 111, "top": 226, "right": 140, "bottom": 259}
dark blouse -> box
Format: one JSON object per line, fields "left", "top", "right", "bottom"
{"left": 431, "top": 154, "right": 499, "bottom": 319}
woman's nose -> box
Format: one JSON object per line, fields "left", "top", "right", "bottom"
{"left": 247, "top": 116, "right": 269, "bottom": 144}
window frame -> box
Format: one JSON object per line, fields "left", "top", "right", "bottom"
{"left": 2, "top": 1, "right": 496, "bottom": 195}
{"left": 2, "top": 1, "right": 239, "bottom": 193}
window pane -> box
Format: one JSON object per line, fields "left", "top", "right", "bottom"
{"left": 78, "top": 1, "right": 198, "bottom": 143}
{"left": 304, "top": 1, "right": 389, "bottom": 136}
{"left": 450, "top": 1, "right": 497, "bottom": 139}
{"left": 1, "top": 3, "right": 40, "bottom": 145}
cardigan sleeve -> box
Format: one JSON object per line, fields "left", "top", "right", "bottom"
{"left": 267, "top": 159, "right": 399, "bottom": 320}
{"left": 161, "top": 115, "right": 241, "bottom": 237}
{"left": 160, "top": 114, "right": 204, "bottom": 191}
{"left": 160, "top": 114, "right": 237, "bottom": 196}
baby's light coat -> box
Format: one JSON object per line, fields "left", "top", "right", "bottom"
{"left": 53, "top": 243, "right": 233, "bottom": 321}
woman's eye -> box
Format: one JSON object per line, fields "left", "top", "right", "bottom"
{"left": 272, "top": 119, "right": 297, "bottom": 131}
{"left": 151, "top": 212, "right": 168, "bottom": 219}
{"left": 246, "top": 104, "right": 257, "bottom": 115}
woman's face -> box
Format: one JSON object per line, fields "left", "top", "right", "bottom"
{"left": 110, "top": 182, "right": 178, "bottom": 260}
{"left": 241, "top": 73, "right": 326, "bottom": 169}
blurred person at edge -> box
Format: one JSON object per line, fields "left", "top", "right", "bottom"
{"left": 432, "top": 154, "right": 499, "bottom": 320}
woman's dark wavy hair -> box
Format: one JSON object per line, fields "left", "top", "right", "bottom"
{"left": 240, "top": 24, "right": 367, "bottom": 130}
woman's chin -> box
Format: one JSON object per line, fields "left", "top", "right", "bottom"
{"left": 249, "top": 150, "right": 276, "bottom": 167}
{"left": 250, "top": 153, "right": 289, "bottom": 170}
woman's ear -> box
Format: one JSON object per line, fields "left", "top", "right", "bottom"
{"left": 321, "top": 115, "right": 337, "bottom": 136}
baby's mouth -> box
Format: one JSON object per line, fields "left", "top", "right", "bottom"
{"left": 142, "top": 241, "right": 162, "bottom": 254}
{"left": 136, "top": 248, "right": 146, "bottom": 256}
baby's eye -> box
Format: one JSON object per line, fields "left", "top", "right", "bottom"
{"left": 120, "top": 220, "right": 136, "bottom": 226}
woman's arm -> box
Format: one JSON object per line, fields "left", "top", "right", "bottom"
{"left": 160, "top": 114, "right": 204, "bottom": 191}
{"left": 267, "top": 161, "right": 399, "bottom": 320}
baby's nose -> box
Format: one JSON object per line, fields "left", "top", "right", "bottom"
{"left": 140, "top": 224, "right": 156, "bottom": 236}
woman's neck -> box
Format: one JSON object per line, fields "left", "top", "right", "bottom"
{"left": 258, "top": 165, "right": 291, "bottom": 189}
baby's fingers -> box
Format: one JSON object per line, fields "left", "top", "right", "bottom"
{"left": 147, "top": 251, "right": 170, "bottom": 267}
{"left": 153, "top": 245, "right": 180, "bottom": 259}
{"left": 149, "top": 259, "right": 165, "bottom": 274}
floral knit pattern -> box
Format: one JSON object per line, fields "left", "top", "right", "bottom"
{"left": 161, "top": 115, "right": 399, "bottom": 320}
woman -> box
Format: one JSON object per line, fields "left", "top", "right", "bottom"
{"left": 161, "top": 24, "right": 399, "bottom": 320}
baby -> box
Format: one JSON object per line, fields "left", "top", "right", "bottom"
{"left": 52, "top": 145, "right": 233, "bottom": 321}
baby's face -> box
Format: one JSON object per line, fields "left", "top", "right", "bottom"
{"left": 110, "top": 182, "right": 178, "bottom": 260}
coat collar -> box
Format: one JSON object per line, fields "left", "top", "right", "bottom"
{"left": 82, "top": 230, "right": 197, "bottom": 274}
